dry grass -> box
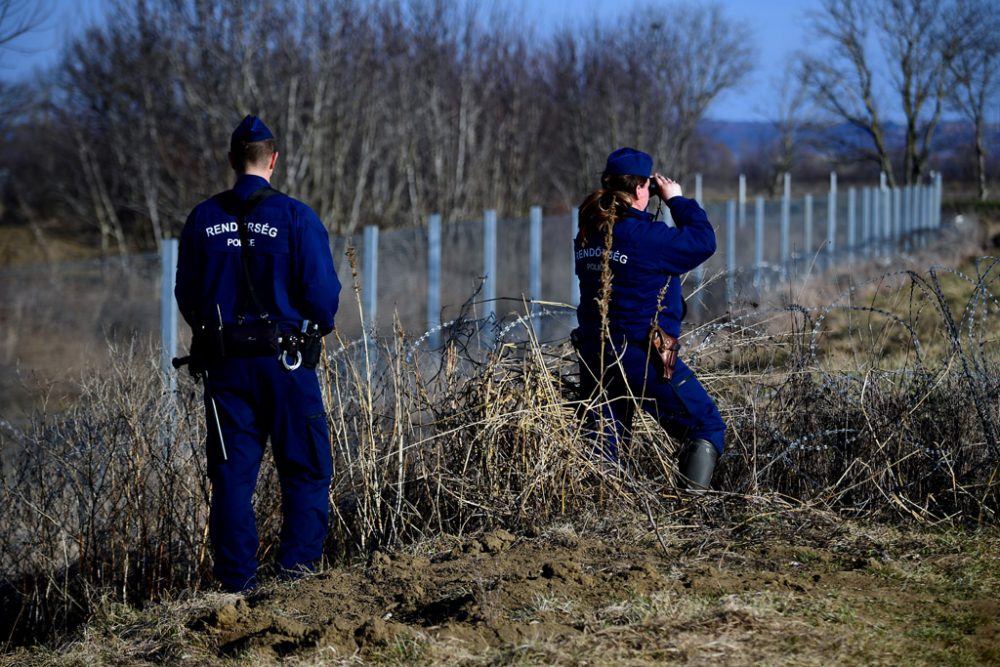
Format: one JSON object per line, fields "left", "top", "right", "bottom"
{"left": 0, "top": 233, "right": 998, "bottom": 655}
{"left": 3, "top": 500, "right": 997, "bottom": 666}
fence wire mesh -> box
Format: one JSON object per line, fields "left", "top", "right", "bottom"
{"left": 0, "top": 180, "right": 947, "bottom": 421}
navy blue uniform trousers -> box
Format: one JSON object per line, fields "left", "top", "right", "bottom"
{"left": 576, "top": 338, "right": 725, "bottom": 462}
{"left": 204, "top": 356, "right": 332, "bottom": 592}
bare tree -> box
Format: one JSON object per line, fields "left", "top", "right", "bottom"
{"left": 0, "top": 0, "right": 49, "bottom": 51}
{"left": 801, "top": 0, "right": 975, "bottom": 186}
{"left": 648, "top": 5, "right": 755, "bottom": 179}
{"left": 947, "top": 0, "right": 1000, "bottom": 200}
{"left": 800, "top": 0, "right": 896, "bottom": 184}
{"left": 877, "top": 0, "right": 965, "bottom": 184}
{"left": 546, "top": 2, "right": 754, "bottom": 198}
{"left": 0, "top": 0, "right": 51, "bottom": 165}
{"left": 2, "top": 0, "right": 758, "bottom": 251}
{"left": 764, "top": 60, "right": 813, "bottom": 197}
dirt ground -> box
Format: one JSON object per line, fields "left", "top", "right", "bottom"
{"left": 13, "top": 497, "right": 996, "bottom": 666}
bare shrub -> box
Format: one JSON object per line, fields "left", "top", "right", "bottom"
{"left": 1, "top": 260, "right": 997, "bottom": 645}
{"left": 0, "top": 339, "right": 211, "bottom": 643}
{"left": 705, "top": 258, "right": 1000, "bottom": 520}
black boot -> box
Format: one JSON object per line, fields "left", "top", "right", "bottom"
{"left": 678, "top": 439, "right": 718, "bottom": 494}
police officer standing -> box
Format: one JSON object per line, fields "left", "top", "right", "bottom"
{"left": 175, "top": 116, "right": 341, "bottom": 592}
{"left": 574, "top": 147, "right": 725, "bottom": 491}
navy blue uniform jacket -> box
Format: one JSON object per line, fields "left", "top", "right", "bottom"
{"left": 176, "top": 175, "right": 341, "bottom": 334}
{"left": 575, "top": 196, "right": 716, "bottom": 341}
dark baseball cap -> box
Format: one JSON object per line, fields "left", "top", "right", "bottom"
{"left": 230, "top": 115, "right": 274, "bottom": 149}
{"left": 605, "top": 147, "right": 653, "bottom": 177}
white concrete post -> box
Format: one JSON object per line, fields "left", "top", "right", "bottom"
{"left": 827, "top": 171, "right": 837, "bottom": 254}
{"left": 754, "top": 195, "right": 765, "bottom": 287}
{"left": 160, "top": 238, "right": 179, "bottom": 389}
{"left": 847, "top": 187, "right": 857, "bottom": 252}
{"left": 483, "top": 209, "right": 497, "bottom": 322}
{"left": 804, "top": 193, "right": 814, "bottom": 256}
{"left": 529, "top": 206, "right": 543, "bottom": 330}
{"left": 427, "top": 213, "right": 441, "bottom": 348}
{"left": 780, "top": 174, "right": 791, "bottom": 267}
{"left": 726, "top": 200, "right": 736, "bottom": 302}
{"left": 738, "top": 174, "right": 747, "bottom": 228}
{"left": 362, "top": 225, "right": 379, "bottom": 331}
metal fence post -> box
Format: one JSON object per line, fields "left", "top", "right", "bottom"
{"left": 907, "top": 185, "right": 915, "bottom": 232}
{"left": 529, "top": 206, "right": 542, "bottom": 332}
{"left": 362, "top": 224, "right": 379, "bottom": 331}
{"left": 917, "top": 184, "right": 925, "bottom": 233}
{"left": 924, "top": 183, "right": 932, "bottom": 230}
{"left": 924, "top": 176, "right": 931, "bottom": 230}
{"left": 926, "top": 175, "right": 934, "bottom": 231}
{"left": 754, "top": 195, "right": 765, "bottom": 288}
{"left": 934, "top": 171, "right": 943, "bottom": 228}
{"left": 427, "top": 213, "right": 441, "bottom": 348}
{"left": 781, "top": 174, "right": 791, "bottom": 269}
{"left": 738, "top": 174, "right": 747, "bottom": 228}
{"left": 873, "top": 187, "right": 882, "bottom": 255}
{"left": 483, "top": 209, "right": 497, "bottom": 322}
{"left": 827, "top": 171, "right": 837, "bottom": 254}
{"left": 847, "top": 187, "right": 857, "bottom": 254}
{"left": 879, "top": 187, "right": 899, "bottom": 254}
{"left": 875, "top": 186, "right": 884, "bottom": 251}
{"left": 861, "top": 187, "right": 871, "bottom": 254}
{"left": 900, "top": 185, "right": 907, "bottom": 233}
{"left": 160, "top": 238, "right": 178, "bottom": 389}
{"left": 918, "top": 184, "right": 926, "bottom": 239}
{"left": 690, "top": 179, "right": 704, "bottom": 314}
{"left": 726, "top": 200, "right": 736, "bottom": 302}
{"left": 804, "top": 193, "right": 814, "bottom": 258}
{"left": 919, "top": 184, "right": 928, "bottom": 247}
{"left": 890, "top": 188, "right": 913, "bottom": 240}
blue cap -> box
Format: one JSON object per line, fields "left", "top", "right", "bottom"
{"left": 605, "top": 147, "right": 653, "bottom": 177}
{"left": 230, "top": 115, "right": 274, "bottom": 148}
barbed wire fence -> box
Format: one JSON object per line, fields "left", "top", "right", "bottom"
{"left": 157, "top": 171, "right": 947, "bottom": 363}
{"left": 0, "top": 171, "right": 950, "bottom": 424}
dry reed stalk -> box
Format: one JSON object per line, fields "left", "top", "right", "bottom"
{"left": 1, "top": 259, "right": 997, "bottom": 646}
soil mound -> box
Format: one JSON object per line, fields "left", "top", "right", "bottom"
{"left": 174, "top": 505, "right": 1000, "bottom": 665}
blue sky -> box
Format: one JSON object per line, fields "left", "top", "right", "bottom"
{"left": 530, "top": 0, "right": 815, "bottom": 121}
{"left": 0, "top": 0, "right": 818, "bottom": 122}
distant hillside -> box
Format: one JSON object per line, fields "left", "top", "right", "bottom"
{"left": 699, "top": 117, "right": 998, "bottom": 163}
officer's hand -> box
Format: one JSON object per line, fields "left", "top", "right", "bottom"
{"left": 653, "top": 174, "right": 683, "bottom": 200}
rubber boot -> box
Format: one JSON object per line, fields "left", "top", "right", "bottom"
{"left": 678, "top": 439, "right": 718, "bottom": 494}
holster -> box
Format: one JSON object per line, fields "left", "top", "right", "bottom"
{"left": 649, "top": 324, "right": 680, "bottom": 381}
{"left": 277, "top": 324, "right": 323, "bottom": 369}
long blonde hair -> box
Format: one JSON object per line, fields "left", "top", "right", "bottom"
{"left": 576, "top": 173, "right": 645, "bottom": 246}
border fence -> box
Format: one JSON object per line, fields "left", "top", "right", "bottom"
{"left": 158, "top": 170, "right": 945, "bottom": 374}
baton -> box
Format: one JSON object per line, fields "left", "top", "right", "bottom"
{"left": 171, "top": 357, "right": 228, "bottom": 462}
{"left": 202, "top": 370, "right": 228, "bottom": 462}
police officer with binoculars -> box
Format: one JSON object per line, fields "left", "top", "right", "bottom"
{"left": 573, "top": 147, "right": 725, "bottom": 491}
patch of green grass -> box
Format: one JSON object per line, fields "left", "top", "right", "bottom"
{"left": 510, "top": 593, "right": 576, "bottom": 623}
{"left": 366, "top": 632, "right": 430, "bottom": 666}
